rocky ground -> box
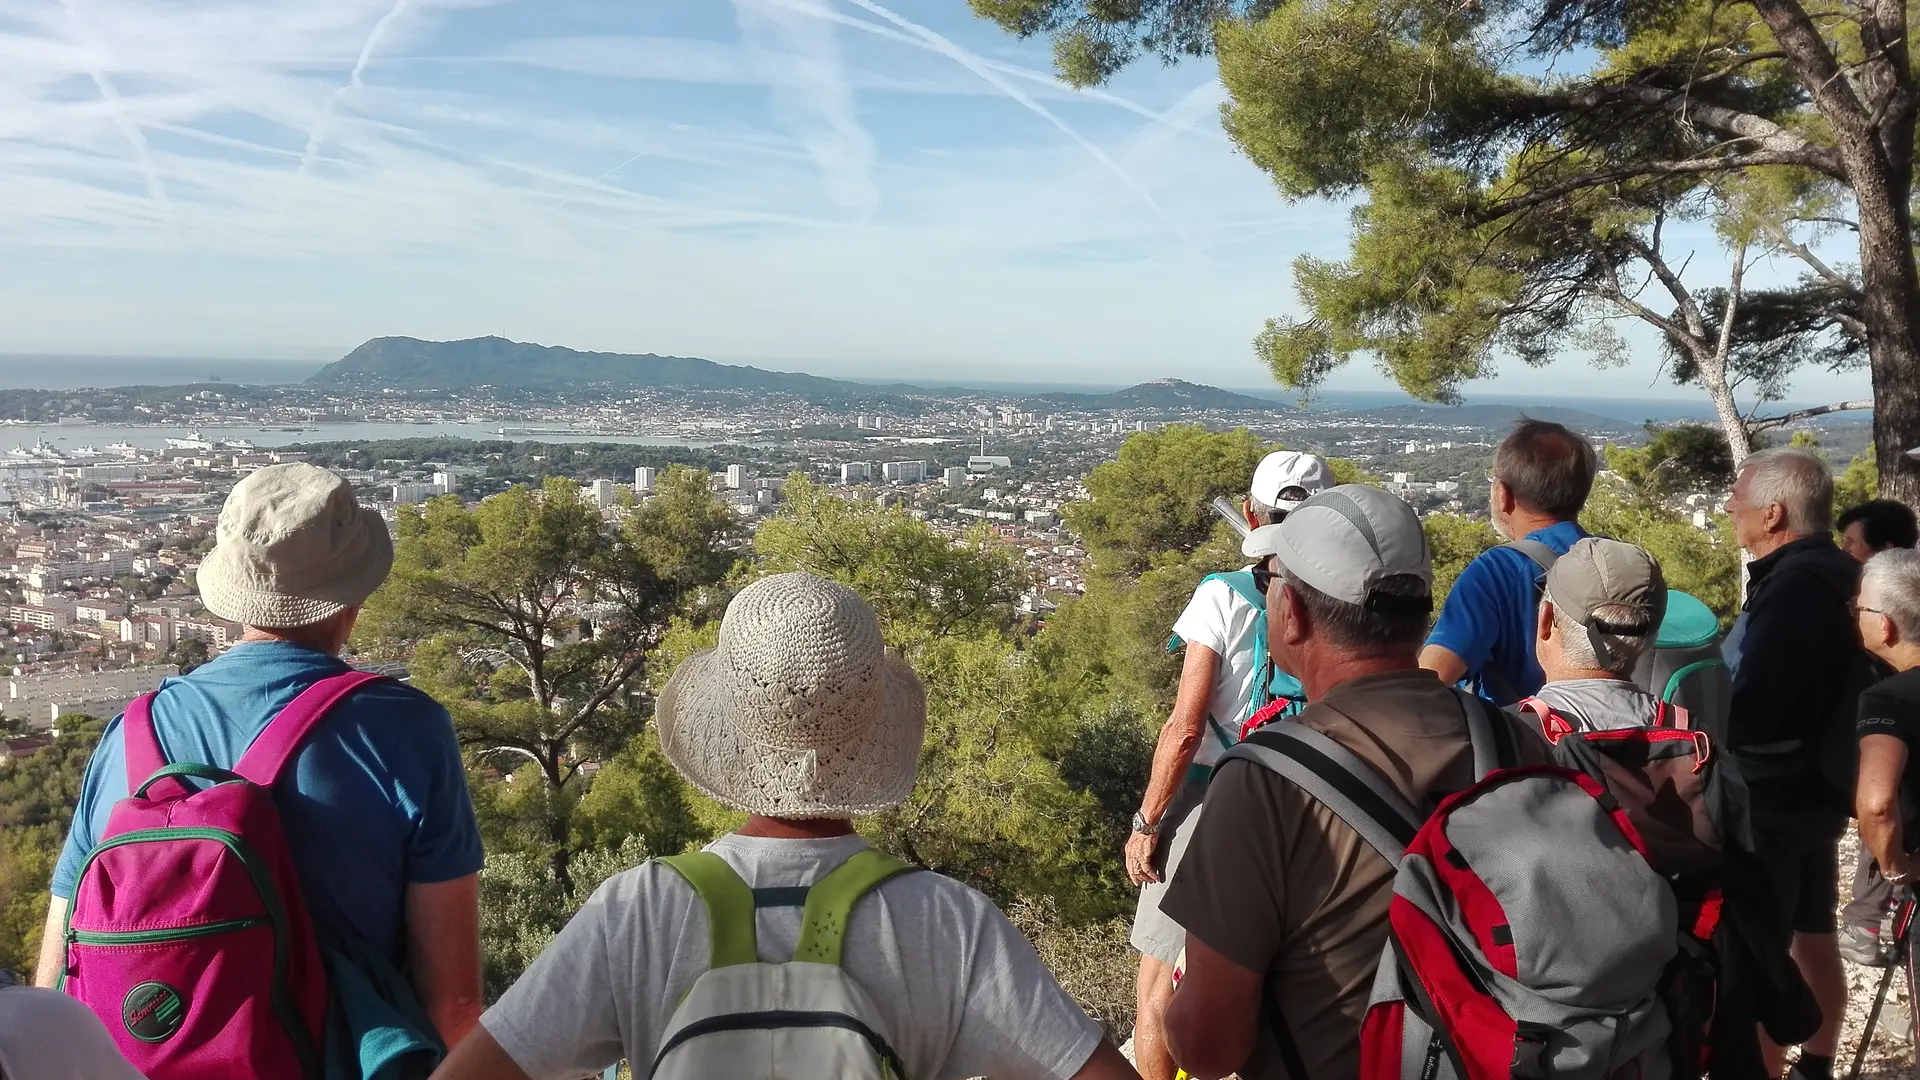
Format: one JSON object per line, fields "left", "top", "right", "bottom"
{"left": 1835, "top": 831, "right": 1912, "bottom": 1079}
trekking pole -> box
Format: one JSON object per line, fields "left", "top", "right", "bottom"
{"left": 1849, "top": 893, "right": 1916, "bottom": 1080}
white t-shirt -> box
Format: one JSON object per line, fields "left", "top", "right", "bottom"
{"left": 482, "top": 833, "right": 1103, "bottom": 1080}
{"left": 0, "top": 986, "right": 149, "bottom": 1080}
{"left": 1171, "top": 574, "right": 1266, "bottom": 767}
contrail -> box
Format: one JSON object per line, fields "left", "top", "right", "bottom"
{"left": 61, "top": 0, "right": 173, "bottom": 226}
{"left": 832, "top": 0, "right": 1174, "bottom": 224}
{"left": 288, "top": 0, "right": 412, "bottom": 194}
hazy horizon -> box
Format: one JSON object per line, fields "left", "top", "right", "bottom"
{"left": 0, "top": 349, "right": 1868, "bottom": 425}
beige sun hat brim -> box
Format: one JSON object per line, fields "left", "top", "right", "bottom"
{"left": 199, "top": 506, "right": 395, "bottom": 629}
{"left": 656, "top": 646, "right": 928, "bottom": 819}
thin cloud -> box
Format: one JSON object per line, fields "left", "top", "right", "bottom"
{"left": 733, "top": 0, "right": 878, "bottom": 216}
{"left": 57, "top": 0, "right": 173, "bottom": 232}
{"left": 827, "top": 0, "right": 1173, "bottom": 227}
{"left": 285, "top": 0, "right": 412, "bottom": 207}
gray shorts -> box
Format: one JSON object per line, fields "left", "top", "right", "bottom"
{"left": 1130, "top": 773, "right": 1209, "bottom": 965}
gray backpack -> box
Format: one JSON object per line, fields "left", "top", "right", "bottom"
{"left": 1220, "top": 693, "right": 1679, "bottom": 1079}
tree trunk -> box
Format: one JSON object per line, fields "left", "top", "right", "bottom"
{"left": 1703, "top": 369, "right": 1753, "bottom": 466}
{"left": 542, "top": 756, "right": 573, "bottom": 896}
{"left": 548, "top": 798, "right": 573, "bottom": 898}
{"left": 1748, "top": 0, "right": 1919, "bottom": 500}
{"left": 1857, "top": 199, "right": 1920, "bottom": 502}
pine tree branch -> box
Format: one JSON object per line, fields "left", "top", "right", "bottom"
{"left": 1757, "top": 220, "right": 1859, "bottom": 293}
{"left": 1485, "top": 151, "right": 1843, "bottom": 220}
{"left": 1748, "top": 398, "right": 1873, "bottom": 430}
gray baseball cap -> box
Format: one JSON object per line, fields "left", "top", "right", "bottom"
{"left": 1252, "top": 485, "right": 1432, "bottom": 611}
{"left": 1545, "top": 538, "right": 1667, "bottom": 631}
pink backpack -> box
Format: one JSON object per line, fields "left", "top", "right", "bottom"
{"left": 57, "top": 670, "right": 387, "bottom": 1080}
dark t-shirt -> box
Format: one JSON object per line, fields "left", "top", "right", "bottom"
{"left": 1161, "top": 668, "right": 1552, "bottom": 1080}
{"left": 1857, "top": 666, "right": 1920, "bottom": 837}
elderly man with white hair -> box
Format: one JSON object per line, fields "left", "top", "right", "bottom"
{"left": 1722, "top": 447, "right": 1864, "bottom": 1080}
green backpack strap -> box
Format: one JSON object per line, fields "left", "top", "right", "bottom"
{"left": 1662, "top": 659, "right": 1724, "bottom": 704}
{"left": 792, "top": 850, "right": 915, "bottom": 967}
{"left": 660, "top": 852, "right": 759, "bottom": 969}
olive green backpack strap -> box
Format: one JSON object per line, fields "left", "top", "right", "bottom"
{"left": 792, "top": 850, "right": 916, "bottom": 966}
{"left": 660, "top": 852, "right": 759, "bottom": 969}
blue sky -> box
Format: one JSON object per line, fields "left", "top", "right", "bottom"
{"left": 0, "top": 0, "right": 1872, "bottom": 401}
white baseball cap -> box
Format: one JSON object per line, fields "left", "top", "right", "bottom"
{"left": 1251, "top": 451, "right": 1334, "bottom": 513}
{"left": 1247, "top": 485, "right": 1433, "bottom": 613}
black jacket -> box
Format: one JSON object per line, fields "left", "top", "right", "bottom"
{"left": 1727, "top": 534, "right": 1861, "bottom": 751}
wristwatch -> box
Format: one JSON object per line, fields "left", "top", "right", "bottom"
{"left": 1131, "top": 811, "right": 1160, "bottom": 836}
{"left": 1889, "top": 867, "right": 1913, "bottom": 887}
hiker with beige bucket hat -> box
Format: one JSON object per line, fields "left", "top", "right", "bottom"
{"left": 437, "top": 571, "right": 1141, "bottom": 1080}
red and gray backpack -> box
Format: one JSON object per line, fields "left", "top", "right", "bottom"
{"left": 58, "top": 671, "right": 386, "bottom": 1080}
{"left": 1219, "top": 692, "right": 1682, "bottom": 1080}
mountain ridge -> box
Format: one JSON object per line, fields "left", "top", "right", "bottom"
{"left": 308, "top": 336, "right": 888, "bottom": 399}
{"left": 307, "top": 337, "right": 1290, "bottom": 411}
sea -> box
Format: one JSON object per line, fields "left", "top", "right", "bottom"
{"left": 0, "top": 356, "right": 323, "bottom": 388}
{"left": 0, "top": 424, "right": 735, "bottom": 452}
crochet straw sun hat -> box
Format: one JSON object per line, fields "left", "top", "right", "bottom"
{"left": 656, "top": 571, "right": 927, "bottom": 819}
{"left": 197, "top": 462, "right": 395, "bottom": 630}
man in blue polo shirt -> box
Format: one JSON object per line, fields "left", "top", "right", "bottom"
{"left": 36, "top": 463, "right": 485, "bottom": 1066}
{"left": 1420, "top": 419, "right": 1597, "bottom": 704}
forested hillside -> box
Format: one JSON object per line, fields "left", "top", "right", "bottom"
{"left": 0, "top": 425, "right": 1776, "bottom": 1030}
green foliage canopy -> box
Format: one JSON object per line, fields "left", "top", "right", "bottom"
{"left": 360, "top": 468, "right": 735, "bottom": 891}
{"left": 0, "top": 716, "right": 103, "bottom": 975}
{"left": 976, "top": 0, "right": 1920, "bottom": 501}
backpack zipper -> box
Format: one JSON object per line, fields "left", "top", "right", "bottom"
{"left": 69, "top": 917, "right": 270, "bottom": 947}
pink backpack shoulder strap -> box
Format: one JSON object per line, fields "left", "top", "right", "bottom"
{"left": 1516, "top": 696, "right": 1573, "bottom": 743}
{"left": 121, "top": 692, "right": 181, "bottom": 798}
{"left": 235, "top": 670, "right": 391, "bottom": 787}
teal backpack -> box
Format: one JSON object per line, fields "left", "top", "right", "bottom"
{"left": 1168, "top": 569, "right": 1307, "bottom": 754}
{"left": 1636, "top": 589, "right": 1731, "bottom": 734}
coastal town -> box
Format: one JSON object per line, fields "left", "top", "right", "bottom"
{"left": 0, "top": 361, "right": 1852, "bottom": 754}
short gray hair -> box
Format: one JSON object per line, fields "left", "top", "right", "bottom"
{"left": 1280, "top": 567, "right": 1431, "bottom": 651}
{"left": 1863, "top": 548, "right": 1920, "bottom": 640}
{"left": 1739, "top": 447, "right": 1834, "bottom": 535}
{"left": 1548, "top": 600, "right": 1657, "bottom": 675}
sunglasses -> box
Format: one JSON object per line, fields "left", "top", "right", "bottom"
{"left": 1253, "top": 558, "right": 1278, "bottom": 596}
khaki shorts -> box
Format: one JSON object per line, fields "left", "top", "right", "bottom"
{"left": 1130, "top": 772, "right": 1209, "bottom": 965}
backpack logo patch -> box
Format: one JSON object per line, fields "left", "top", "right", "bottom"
{"left": 123, "top": 981, "right": 186, "bottom": 1042}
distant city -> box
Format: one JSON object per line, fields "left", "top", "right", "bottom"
{"left": 0, "top": 336, "right": 1871, "bottom": 747}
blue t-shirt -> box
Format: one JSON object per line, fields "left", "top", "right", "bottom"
{"left": 1426, "top": 520, "right": 1590, "bottom": 704}
{"left": 52, "top": 641, "right": 483, "bottom": 963}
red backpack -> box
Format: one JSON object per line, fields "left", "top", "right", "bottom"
{"left": 1221, "top": 694, "right": 1684, "bottom": 1080}
{"left": 1514, "top": 696, "right": 1733, "bottom": 1077}
{"left": 59, "top": 671, "right": 386, "bottom": 1080}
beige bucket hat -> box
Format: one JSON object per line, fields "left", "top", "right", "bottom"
{"left": 657, "top": 571, "right": 927, "bottom": 819}
{"left": 197, "top": 463, "right": 395, "bottom": 629}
